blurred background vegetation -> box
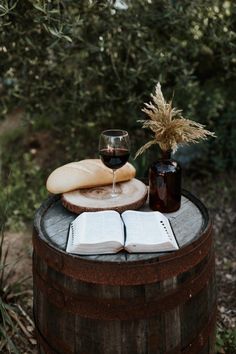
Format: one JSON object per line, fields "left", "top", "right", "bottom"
{"left": 0, "top": 0, "right": 235, "bottom": 226}
{"left": 0, "top": 1, "right": 235, "bottom": 352}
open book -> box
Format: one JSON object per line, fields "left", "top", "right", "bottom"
{"left": 66, "top": 210, "right": 179, "bottom": 255}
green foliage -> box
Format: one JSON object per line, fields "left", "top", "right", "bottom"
{"left": 0, "top": 0, "right": 235, "bottom": 170}
{"left": 216, "top": 326, "right": 236, "bottom": 353}
{"left": 0, "top": 193, "right": 25, "bottom": 353}
{"left": 0, "top": 0, "right": 235, "bottom": 224}
{"left": 0, "top": 152, "right": 47, "bottom": 229}
{"left": 0, "top": 299, "right": 20, "bottom": 354}
{"left": 0, "top": 5, "right": 235, "bottom": 351}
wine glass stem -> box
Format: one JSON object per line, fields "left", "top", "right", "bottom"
{"left": 111, "top": 170, "right": 116, "bottom": 197}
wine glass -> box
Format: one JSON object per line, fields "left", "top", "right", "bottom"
{"left": 99, "top": 129, "right": 130, "bottom": 198}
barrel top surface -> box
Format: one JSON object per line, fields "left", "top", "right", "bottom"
{"left": 34, "top": 190, "right": 210, "bottom": 263}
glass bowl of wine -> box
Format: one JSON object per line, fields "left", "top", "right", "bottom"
{"left": 99, "top": 130, "right": 130, "bottom": 197}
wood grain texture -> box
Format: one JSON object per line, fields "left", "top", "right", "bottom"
{"left": 162, "top": 277, "right": 181, "bottom": 352}
{"left": 41, "top": 191, "right": 205, "bottom": 261}
{"left": 62, "top": 178, "right": 148, "bottom": 214}
{"left": 33, "top": 191, "right": 217, "bottom": 354}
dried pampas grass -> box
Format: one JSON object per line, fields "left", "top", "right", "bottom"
{"left": 135, "top": 83, "right": 216, "bottom": 158}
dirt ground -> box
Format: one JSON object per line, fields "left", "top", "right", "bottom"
{"left": 2, "top": 174, "right": 236, "bottom": 353}
{"left": 3, "top": 229, "right": 32, "bottom": 286}
{"left": 1, "top": 227, "right": 36, "bottom": 353}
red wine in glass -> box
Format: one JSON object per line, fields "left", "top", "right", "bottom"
{"left": 99, "top": 130, "right": 130, "bottom": 197}
{"left": 100, "top": 148, "right": 130, "bottom": 170}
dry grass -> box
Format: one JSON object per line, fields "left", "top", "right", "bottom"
{"left": 135, "top": 83, "right": 216, "bottom": 157}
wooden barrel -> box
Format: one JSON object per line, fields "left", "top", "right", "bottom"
{"left": 33, "top": 191, "right": 217, "bottom": 354}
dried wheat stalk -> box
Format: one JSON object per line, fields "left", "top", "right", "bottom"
{"left": 135, "top": 83, "right": 216, "bottom": 158}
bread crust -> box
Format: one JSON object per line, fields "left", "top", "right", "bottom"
{"left": 46, "top": 159, "right": 136, "bottom": 194}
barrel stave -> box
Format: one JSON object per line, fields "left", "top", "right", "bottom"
{"left": 33, "top": 192, "right": 217, "bottom": 354}
{"left": 33, "top": 247, "right": 216, "bottom": 353}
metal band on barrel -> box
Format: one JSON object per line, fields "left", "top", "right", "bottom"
{"left": 32, "top": 219, "right": 212, "bottom": 286}
{"left": 33, "top": 252, "right": 215, "bottom": 320}
{"left": 34, "top": 303, "right": 217, "bottom": 354}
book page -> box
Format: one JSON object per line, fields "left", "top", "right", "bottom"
{"left": 66, "top": 224, "right": 74, "bottom": 253}
{"left": 122, "top": 210, "right": 178, "bottom": 252}
{"left": 66, "top": 210, "right": 124, "bottom": 254}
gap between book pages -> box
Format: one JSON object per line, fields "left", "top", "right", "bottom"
{"left": 66, "top": 210, "right": 179, "bottom": 255}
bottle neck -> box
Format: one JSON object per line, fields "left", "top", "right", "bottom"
{"left": 161, "top": 150, "right": 172, "bottom": 159}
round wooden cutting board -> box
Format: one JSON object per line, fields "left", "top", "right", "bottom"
{"left": 61, "top": 178, "right": 148, "bottom": 214}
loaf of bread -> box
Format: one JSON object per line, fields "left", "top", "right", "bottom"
{"left": 46, "top": 159, "right": 136, "bottom": 194}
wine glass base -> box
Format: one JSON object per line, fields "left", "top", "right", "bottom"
{"left": 111, "top": 193, "right": 119, "bottom": 198}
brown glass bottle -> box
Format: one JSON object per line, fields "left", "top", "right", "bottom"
{"left": 149, "top": 150, "right": 181, "bottom": 212}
